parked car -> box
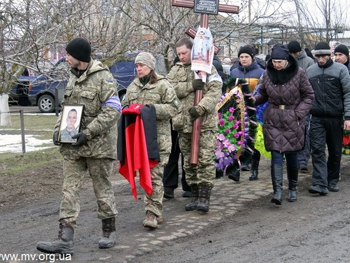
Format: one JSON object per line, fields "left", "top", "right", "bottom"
{"left": 8, "top": 69, "right": 36, "bottom": 106}
{"left": 9, "top": 57, "right": 137, "bottom": 113}
{"left": 9, "top": 52, "right": 166, "bottom": 113}
{"left": 8, "top": 58, "right": 69, "bottom": 112}
{"left": 28, "top": 57, "right": 69, "bottom": 113}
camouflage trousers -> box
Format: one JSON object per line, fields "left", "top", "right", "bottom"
{"left": 144, "top": 153, "right": 168, "bottom": 217}
{"left": 59, "top": 156, "right": 117, "bottom": 226}
{"left": 178, "top": 130, "right": 216, "bottom": 187}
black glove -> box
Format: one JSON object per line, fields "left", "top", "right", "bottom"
{"left": 53, "top": 131, "right": 61, "bottom": 146}
{"left": 71, "top": 132, "right": 88, "bottom": 147}
{"left": 192, "top": 79, "right": 205, "bottom": 91}
{"left": 188, "top": 106, "right": 200, "bottom": 122}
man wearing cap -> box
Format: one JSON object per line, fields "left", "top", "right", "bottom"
{"left": 288, "top": 41, "right": 315, "bottom": 173}
{"left": 288, "top": 40, "right": 314, "bottom": 71}
{"left": 229, "top": 44, "right": 265, "bottom": 180}
{"left": 37, "top": 37, "right": 122, "bottom": 254}
{"left": 334, "top": 44, "right": 350, "bottom": 74}
{"left": 307, "top": 41, "right": 350, "bottom": 195}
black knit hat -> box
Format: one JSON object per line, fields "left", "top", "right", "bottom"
{"left": 238, "top": 45, "right": 255, "bottom": 59}
{"left": 288, "top": 41, "right": 302, "bottom": 53}
{"left": 334, "top": 44, "right": 349, "bottom": 57}
{"left": 312, "top": 42, "right": 331, "bottom": 56}
{"left": 271, "top": 43, "right": 289, "bottom": 60}
{"left": 66, "top": 38, "right": 91, "bottom": 62}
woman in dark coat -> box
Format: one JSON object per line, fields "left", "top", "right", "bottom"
{"left": 251, "top": 43, "right": 314, "bottom": 205}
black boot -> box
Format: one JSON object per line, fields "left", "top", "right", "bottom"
{"left": 287, "top": 165, "right": 298, "bottom": 202}
{"left": 226, "top": 164, "right": 240, "bottom": 182}
{"left": 99, "top": 217, "right": 116, "bottom": 249}
{"left": 216, "top": 169, "right": 223, "bottom": 179}
{"left": 36, "top": 219, "right": 74, "bottom": 255}
{"left": 271, "top": 164, "right": 283, "bottom": 205}
{"left": 249, "top": 158, "right": 260, "bottom": 181}
{"left": 185, "top": 184, "right": 199, "bottom": 211}
{"left": 197, "top": 183, "right": 212, "bottom": 212}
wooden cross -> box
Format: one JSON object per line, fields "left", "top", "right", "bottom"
{"left": 171, "top": 0, "right": 239, "bottom": 28}
{"left": 171, "top": 0, "right": 239, "bottom": 164}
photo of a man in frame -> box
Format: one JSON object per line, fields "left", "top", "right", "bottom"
{"left": 60, "top": 108, "right": 79, "bottom": 142}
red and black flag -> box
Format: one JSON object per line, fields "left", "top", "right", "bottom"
{"left": 117, "top": 104, "right": 160, "bottom": 200}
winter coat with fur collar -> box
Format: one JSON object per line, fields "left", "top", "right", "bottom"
{"left": 254, "top": 55, "right": 314, "bottom": 153}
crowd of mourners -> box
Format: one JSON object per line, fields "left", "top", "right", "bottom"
{"left": 35, "top": 37, "right": 350, "bottom": 256}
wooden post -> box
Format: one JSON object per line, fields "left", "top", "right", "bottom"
{"left": 171, "top": 0, "right": 239, "bottom": 164}
{"left": 19, "top": 110, "right": 26, "bottom": 154}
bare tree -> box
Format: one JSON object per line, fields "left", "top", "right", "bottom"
{"left": 288, "top": 0, "right": 349, "bottom": 48}
{"left": 0, "top": 0, "right": 139, "bottom": 125}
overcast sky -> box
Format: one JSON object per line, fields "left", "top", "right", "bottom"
{"left": 223, "top": 0, "right": 350, "bottom": 29}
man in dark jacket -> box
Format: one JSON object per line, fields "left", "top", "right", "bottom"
{"left": 288, "top": 40, "right": 315, "bottom": 173}
{"left": 288, "top": 41, "right": 314, "bottom": 70}
{"left": 307, "top": 42, "right": 350, "bottom": 195}
{"left": 334, "top": 44, "right": 350, "bottom": 74}
{"left": 230, "top": 44, "right": 264, "bottom": 180}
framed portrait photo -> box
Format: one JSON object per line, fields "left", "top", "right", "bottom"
{"left": 58, "top": 105, "right": 84, "bottom": 143}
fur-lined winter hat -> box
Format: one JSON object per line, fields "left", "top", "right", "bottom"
{"left": 312, "top": 42, "right": 331, "bottom": 56}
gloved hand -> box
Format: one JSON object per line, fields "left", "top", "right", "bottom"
{"left": 71, "top": 132, "right": 88, "bottom": 147}
{"left": 192, "top": 79, "right": 205, "bottom": 91}
{"left": 53, "top": 131, "right": 61, "bottom": 146}
{"left": 188, "top": 106, "right": 201, "bottom": 122}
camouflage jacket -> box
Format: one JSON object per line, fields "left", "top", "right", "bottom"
{"left": 55, "top": 59, "right": 121, "bottom": 159}
{"left": 166, "top": 62, "right": 222, "bottom": 133}
{"left": 122, "top": 74, "right": 181, "bottom": 154}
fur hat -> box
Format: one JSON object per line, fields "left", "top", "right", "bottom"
{"left": 312, "top": 42, "right": 331, "bottom": 56}
{"left": 135, "top": 52, "right": 156, "bottom": 70}
{"left": 288, "top": 41, "right": 302, "bottom": 53}
{"left": 334, "top": 44, "right": 349, "bottom": 57}
{"left": 271, "top": 43, "right": 289, "bottom": 60}
{"left": 238, "top": 45, "right": 255, "bottom": 59}
{"left": 66, "top": 38, "right": 91, "bottom": 62}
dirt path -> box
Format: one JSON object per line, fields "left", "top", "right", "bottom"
{"left": 133, "top": 166, "right": 350, "bottom": 263}
{"left": 1, "top": 156, "right": 350, "bottom": 263}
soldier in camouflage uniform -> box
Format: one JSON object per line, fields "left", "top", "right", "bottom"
{"left": 37, "top": 38, "right": 121, "bottom": 255}
{"left": 122, "top": 52, "right": 181, "bottom": 229}
{"left": 167, "top": 37, "right": 222, "bottom": 213}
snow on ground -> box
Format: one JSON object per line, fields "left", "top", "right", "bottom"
{"left": 0, "top": 134, "right": 53, "bottom": 153}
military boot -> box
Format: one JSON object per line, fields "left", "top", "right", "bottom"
{"left": 36, "top": 219, "right": 74, "bottom": 255}
{"left": 99, "top": 217, "right": 116, "bottom": 249}
{"left": 249, "top": 158, "right": 260, "bottom": 181}
{"left": 142, "top": 210, "right": 162, "bottom": 229}
{"left": 287, "top": 165, "right": 298, "bottom": 202}
{"left": 185, "top": 184, "right": 199, "bottom": 211}
{"left": 197, "top": 183, "right": 212, "bottom": 212}
{"left": 271, "top": 164, "right": 283, "bottom": 205}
